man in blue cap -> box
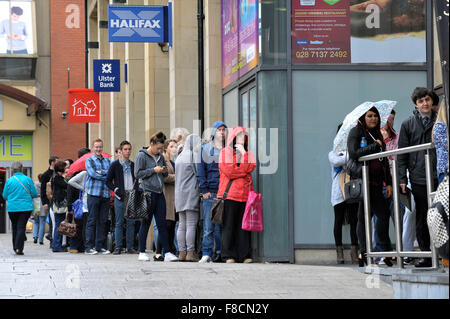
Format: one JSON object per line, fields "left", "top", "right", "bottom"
{"left": 197, "top": 121, "right": 227, "bottom": 263}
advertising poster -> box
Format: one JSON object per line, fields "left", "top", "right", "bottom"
{"left": 68, "top": 89, "right": 100, "bottom": 123}
{"left": 349, "top": 0, "right": 426, "bottom": 63}
{"left": 222, "top": 0, "right": 239, "bottom": 88}
{"left": 292, "top": 0, "right": 351, "bottom": 64}
{"left": 291, "top": 0, "right": 426, "bottom": 64}
{"left": 0, "top": 134, "right": 32, "bottom": 161}
{"left": 238, "top": 0, "right": 259, "bottom": 77}
{"left": 0, "top": 1, "right": 34, "bottom": 55}
{"left": 222, "top": 0, "right": 259, "bottom": 88}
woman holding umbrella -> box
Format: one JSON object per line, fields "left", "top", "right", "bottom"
{"left": 347, "top": 106, "right": 394, "bottom": 267}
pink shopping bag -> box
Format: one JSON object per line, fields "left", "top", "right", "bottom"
{"left": 242, "top": 188, "right": 263, "bottom": 232}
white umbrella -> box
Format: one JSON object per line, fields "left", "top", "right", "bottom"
{"left": 333, "top": 100, "right": 397, "bottom": 153}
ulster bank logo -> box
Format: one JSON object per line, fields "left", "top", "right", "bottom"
{"left": 109, "top": 8, "right": 162, "bottom": 38}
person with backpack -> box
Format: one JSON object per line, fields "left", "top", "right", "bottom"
{"left": 134, "top": 131, "right": 178, "bottom": 262}
{"left": 175, "top": 134, "right": 202, "bottom": 262}
{"left": 2, "top": 162, "right": 38, "bottom": 255}
{"left": 218, "top": 127, "right": 256, "bottom": 263}
{"left": 40, "top": 156, "right": 58, "bottom": 247}
{"left": 196, "top": 121, "right": 228, "bottom": 263}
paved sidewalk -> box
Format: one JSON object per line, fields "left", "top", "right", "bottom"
{"left": 0, "top": 234, "right": 394, "bottom": 299}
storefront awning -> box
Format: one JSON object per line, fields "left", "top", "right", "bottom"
{"left": 0, "top": 83, "right": 48, "bottom": 116}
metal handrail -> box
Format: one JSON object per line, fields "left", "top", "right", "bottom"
{"left": 358, "top": 142, "right": 439, "bottom": 269}
{"left": 359, "top": 143, "right": 434, "bottom": 161}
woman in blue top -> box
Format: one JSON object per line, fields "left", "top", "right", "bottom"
{"left": 2, "top": 162, "right": 37, "bottom": 255}
{"left": 432, "top": 101, "right": 448, "bottom": 185}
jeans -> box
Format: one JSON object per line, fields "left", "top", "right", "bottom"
{"left": 52, "top": 213, "right": 66, "bottom": 251}
{"left": 201, "top": 195, "right": 223, "bottom": 257}
{"left": 8, "top": 211, "right": 31, "bottom": 252}
{"left": 114, "top": 198, "right": 135, "bottom": 249}
{"left": 86, "top": 195, "right": 110, "bottom": 251}
{"left": 138, "top": 192, "right": 170, "bottom": 253}
{"left": 33, "top": 215, "right": 46, "bottom": 243}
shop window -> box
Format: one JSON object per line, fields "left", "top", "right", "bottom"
{"left": 292, "top": 70, "right": 427, "bottom": 246}
{"left": 0, "top": 0, "right": 36, "bottom": 80}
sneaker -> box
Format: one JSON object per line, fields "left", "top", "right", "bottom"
{"left": 138, "top": 253, "right": 150, "bottom": 261}
{"left": 85, "top": 249, "right": 98, "bottom": 255}
{"left": 99, "top": 249, "right": 111, "bottom": 255}
{"left": 112, "top": 248, "right": 121, "bottom": 255}
{"left": 226, "top": 258, "right": 235, "bottom": 263}
{"left": 164, "top": 252, "right": 179, "bottom": 262}
{"left": 127, "top": 248, "right": 138, "bottom": 254}
{"left": 199, "top": 255, "right": 211, "bottom": 263}
{"left": 243, "top": 258, "right": 253, "bottom": 264}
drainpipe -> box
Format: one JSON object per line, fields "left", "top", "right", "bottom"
{"left": 85, "top": 0, "right": 89, "bottom": 148}
{"left": 198, "top": 0, "right": 205, "bottom": 134}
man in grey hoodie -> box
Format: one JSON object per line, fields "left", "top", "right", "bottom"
{"left": 134, "top": 131, "right": 178, "bottom": 262}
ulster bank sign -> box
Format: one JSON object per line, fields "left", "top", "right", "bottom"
{"left": 108, "top": 5, "right": 170, "bottom": 43}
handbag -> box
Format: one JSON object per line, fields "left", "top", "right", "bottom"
{"left": 242, "top": 184, "right": 263, "bottom": 232}
{"left": 57, "top": 212, "right": 77, "bottom": 238}
{"left": 52, "top": 199, "right": 68, "bottom": 214}
{"left": 343, "top": 178, "right": 364, "bottom": 203}
{"left": 427, "top": 174, "right": 449, "bottom": 259}
{"left": 72, "top": 178, "right": 86, "bottom": 219}
{"left": 124, "top": 179, "right": 152, "bottom": 220}
{"left": 210, "top": 179, "right": 234, "bottom": 225}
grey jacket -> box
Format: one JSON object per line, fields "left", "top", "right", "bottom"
{"left": 134, "top": 147, "right": 168, "bottom": 194}
{"left": 175, "top": 134, "right": 201, "bottom": 213}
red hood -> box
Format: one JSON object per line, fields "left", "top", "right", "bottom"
{"left": 226, "top": 126, "right": 249, "bottom": 148}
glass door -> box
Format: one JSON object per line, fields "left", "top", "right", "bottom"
{"left": 240, "top": 83, "right": 258, "bottom": 189}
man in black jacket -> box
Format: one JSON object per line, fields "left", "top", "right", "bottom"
{"left": 40, "top": 156, "right": 58, "bottom": 245}
{"left": 106, "top": 141, "right": 137, "bottom": 255}
{"left": 398, "top": 87, "right": 438, "bottom": 268}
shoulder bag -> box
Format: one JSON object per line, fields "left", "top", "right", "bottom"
{"left": 341, "top": 155, "right": 363, "bottom": 203}
{"left": 210, "top": 179, "right": 233, "bottom": 225}
{"left": 124, "top": 179, "right": 151, "bottom": 220}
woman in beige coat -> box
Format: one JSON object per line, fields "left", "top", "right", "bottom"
{"left": 154, "top": 139, "right": 178, "bottom": 261}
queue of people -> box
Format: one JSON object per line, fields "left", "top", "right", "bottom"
{"left": 2, "top": 122, "right": 258, "bottom": 264}
{"left": 330, "top": 86, "right": 448, "bottom": 267}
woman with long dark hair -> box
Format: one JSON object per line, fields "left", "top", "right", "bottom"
{"left": 347, "top": 106, "right": 393, "bottom": 267}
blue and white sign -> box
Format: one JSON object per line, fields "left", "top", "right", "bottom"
{"left": 108, "top": 5, "right": 168, "bottom": 43}
{"left": 93, "top": 59, "right": 121, "bottom": 92}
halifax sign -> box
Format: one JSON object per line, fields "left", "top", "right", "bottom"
{"left": 108, "top": 5, "right": 169, "bottom": 43}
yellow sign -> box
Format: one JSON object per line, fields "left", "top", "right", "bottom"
{"left": 0, "top": 134, "right": 32, "bottom": 161}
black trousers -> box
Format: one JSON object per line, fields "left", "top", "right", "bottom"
{"left": 156, "top": 220, "right": 177, "bottom": 254}
{"left": 221, "top": 199, "right": 251, "bottom": 262}
{"left": 9, "top": 211, "right": 31, "bottom": 252}
{"left": 333, "top": 202, "right": 358, "bottom": 246}
{"left": 357, "top": 186, "right": 392, "bottom": 253}
{"left": 411, "top": 183, "right": 435, "bottom": 252}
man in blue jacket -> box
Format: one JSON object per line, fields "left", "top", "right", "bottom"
{"left": 197, "top": 121, "right": 227, "bottom": 263}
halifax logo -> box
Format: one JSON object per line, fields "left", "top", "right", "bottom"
{"left": 108, "top": 5, "right": 168, "bottom": 43}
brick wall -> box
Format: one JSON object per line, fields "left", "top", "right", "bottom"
{"left": 50, "top": 0, "right": 86, "bottom": 161}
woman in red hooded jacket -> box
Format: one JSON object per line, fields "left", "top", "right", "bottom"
{"left": 218, "top": 127, "right": 256, "bottom": 263}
